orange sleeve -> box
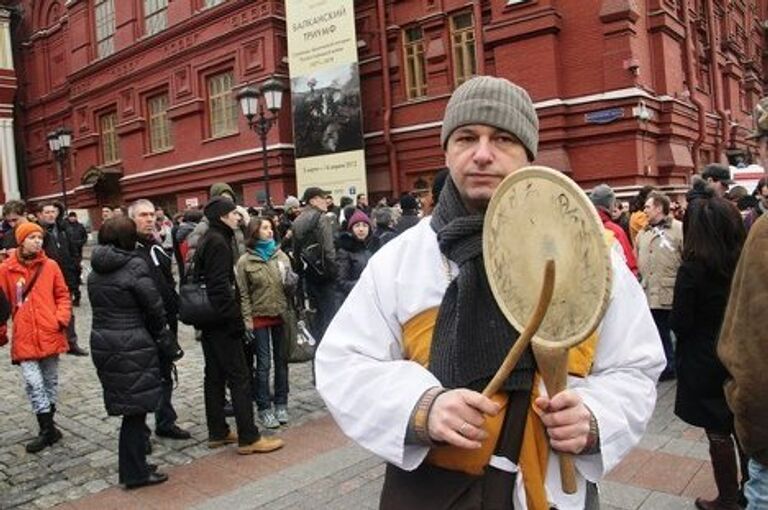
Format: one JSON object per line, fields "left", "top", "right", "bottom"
{"left": 51, "top": 262, "right": 72, "bottom": 328}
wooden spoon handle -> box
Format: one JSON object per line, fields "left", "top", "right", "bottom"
{"left": 482, "top": 260, "right": 556, "bottom": 398}
{"left": 533, "top": 343, "right": 578, "bottom": 494}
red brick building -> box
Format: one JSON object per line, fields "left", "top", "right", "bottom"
{"left": 7, "top": 0, "right": 768, "bottom": 217}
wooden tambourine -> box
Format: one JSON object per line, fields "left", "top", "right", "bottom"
{"left": 482, "top": 166, "right": 612, "bottom": 494}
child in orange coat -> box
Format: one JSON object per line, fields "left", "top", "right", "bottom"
{"left": 0, "top": 222, "right": 72, "bottom": 453}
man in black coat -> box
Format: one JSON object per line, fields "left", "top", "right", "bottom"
{"left": 38, "top": 203, "right": 88, "bottom": 356}
{"left": 65, "top": 212, "right": 88, "bottom": 306}
{"left": 128, "top": 199, "right": 190, "bottom": 441}
{"left": 196, "top": 197, "right": 284, "bottom": 454}
{"left": 395, "top": 194, "right": 420, "bottom": 235}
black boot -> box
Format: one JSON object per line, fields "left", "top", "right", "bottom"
{"left": 68, "top": 342, "right": 89, "bottom": 356}
{"left": 695, "top": 433, "right": 741, "bottom": 510}
{"left": 48, "top": 405, "right": 62, "bottom": 444}
{"left": 26, "top": 412, "right": 57, "bottom": 453}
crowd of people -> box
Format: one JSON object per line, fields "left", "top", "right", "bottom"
{"left": 0, "top": 75, "right": 766, "bottom": 509}
{"left": 0, "top": 178, "right": 434, "bottom": 490}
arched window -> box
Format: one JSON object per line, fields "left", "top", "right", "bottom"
{"left": 46, "top": 2, "right": 62, "bottom": 28}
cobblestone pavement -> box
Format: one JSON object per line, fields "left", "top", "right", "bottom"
{"left": 50, "top": 379, "right": 718, "bottom": 510}
{"left": 0, "top": 259, "right": 721, "bottom": 509}
{"left": 0, "top": 264, "right": 326, "bottom": 510}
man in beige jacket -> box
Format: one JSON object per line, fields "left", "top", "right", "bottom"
{"left": 636, "top": 191, "right": 683, "bottom": 381}
{"left": 718, "top": 96, "right": 768, "bottom": 510}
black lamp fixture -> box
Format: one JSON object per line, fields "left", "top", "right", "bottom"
{"left": 47, "top": 127, "right": 73, "bottom": 212}
{"left": 237, "top": 77, "right": 286, "bottom": 208}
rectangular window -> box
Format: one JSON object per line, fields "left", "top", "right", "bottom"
{"left": 100, "top": 112, "right": 120, "bottom": 164}
{"left": 204, "top": 0, "right": 226, "bottom": 7}
{"left": 94, "top": 0, "right": 116, "bottom": 58}
{"left": 207, "top": 71, "right": 238, "bottom": 137}
{"left": 144, "top": 0, "right": 168, "bottom": 36}
{"left": 403, "top": 27, "right": 427, "bottom": 99}
{"left": 148, "top": 94, "right": 172, "bottom": 152}
{"left": 450, "top": 12, "right": 476, "bottom": 86}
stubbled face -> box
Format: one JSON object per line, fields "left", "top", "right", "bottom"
{"left": 352, "top": 222, "right": 370, "bottom": 241}
{"left": 444, "top": 125, "right": 530, "bottom": 213}
{"left": 258, "top": 220, "right": 273, "bottom": 241}
{"left": 21, "top": 232, "right": 44, "bottom": 256}
{"left": 643, "top": 198, "right": 664, "bottom": 224}
{"left": 221, "top": 210, "right": 240, "bottom": 230}
{"left": 40, "top": 206, "right": 58, "bottom": 225}
{"left": 102, "top": 207, "right": 112, "bottom": 220}
{"left": 132, "top": 204, "right": 156, "bottom": 238}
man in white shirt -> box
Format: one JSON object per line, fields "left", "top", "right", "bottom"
{"left": 316, "top": 76, "right": 665, "bottom": 510}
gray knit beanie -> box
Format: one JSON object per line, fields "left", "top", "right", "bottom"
{"left": 590, "top": 184, "right": 616, "bottom": 212}
{"left": 440, "top": 76, "right": 539, "bottom": 159}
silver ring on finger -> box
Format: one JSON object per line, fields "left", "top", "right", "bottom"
{"left": 459, "top": 421, "right": 471, "bottom": 438}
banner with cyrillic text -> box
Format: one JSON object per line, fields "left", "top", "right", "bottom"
{"left": 285, "top": 0, "right": 367, "bottom": 202}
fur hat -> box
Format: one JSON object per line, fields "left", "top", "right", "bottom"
{"left": 15, "top": 222, "right": 44, "bottom": 244}
{"left": 440, "top": 76, "right": 539, "bottom": 159}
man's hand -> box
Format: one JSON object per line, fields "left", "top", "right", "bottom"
{"left": 535, "top": 389, "right": 593, "bottom": 454}
{"left": 428, "top": 389, "right": 500, "bottom": 449}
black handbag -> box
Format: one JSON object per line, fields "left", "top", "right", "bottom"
{"left": 178, "top": 254, "right": 218, "bottom": 327}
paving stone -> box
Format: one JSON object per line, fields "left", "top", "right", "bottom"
{"left": 0, "top": 275, "right": 325, "bottom": 509}
{"left": 83, "top": 478, "right": 111, "bottom": 494}
{"left": 600, "top": 480, "right": 651, "bottom": 509}
{"left": 638, "top": 491, "right": 695, "bottom": 509}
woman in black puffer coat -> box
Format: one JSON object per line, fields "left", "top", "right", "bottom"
{"left": 336, "top": 209, "right": 374, "bottom": 308}
{"left": 88, "top": 217, "right": 170, "bottom": 490}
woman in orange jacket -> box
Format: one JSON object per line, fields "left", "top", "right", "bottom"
{"left": 0, "top": 222, "right": 72, "bottom": 453}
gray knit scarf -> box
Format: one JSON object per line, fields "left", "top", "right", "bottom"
{"left": 429, "top": 177, "right": 535, "bottom": 392}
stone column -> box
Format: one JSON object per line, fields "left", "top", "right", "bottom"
{"left": 0, "top": 118, "right": 19, "bottom": 200}
{"left": 0, "top": 8, "right": 19, "bottom": 201}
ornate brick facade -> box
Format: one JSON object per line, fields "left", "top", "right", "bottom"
{"left": 9, "top": 0, "right": 768, "bottom": 219}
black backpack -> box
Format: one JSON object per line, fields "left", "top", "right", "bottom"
{"left": 297, "top": 213, "right": 334, "bottom": 282}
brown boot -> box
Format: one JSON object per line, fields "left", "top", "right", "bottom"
{"left": 237, "top": 436, "right": 284, "bottom": 455}
{"left": 695, "top": 433, "right": 741, "bottom": 510}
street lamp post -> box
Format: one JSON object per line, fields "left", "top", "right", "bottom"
{"left": 237, "top": 78, "right": 286, "bottom": 208}
{"left": 47, "top": 128, "right": 73, "bottom": 212}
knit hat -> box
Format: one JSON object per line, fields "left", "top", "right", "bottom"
{"left": 346, "top": 209, "right": 372, "bottom": 232}
{"left": 15, "top": 222, "right": 44, "bottom": 244}
{"left": 204, "top": 196, "right": 236, "bottom": 221}
{"left": 440, "top": 76, "right": 539, "bottom": 159}
{"left": 590, "top": 184, "right": 616, "bottom": 212}
{"left": 209, "top": 182, "right": 236, "bottom": 200}
{"left": 284, "top": 196, "right": 301, "bottom": 211}
{"left": 399, "top": 194, "right": 418, "bottom": 212}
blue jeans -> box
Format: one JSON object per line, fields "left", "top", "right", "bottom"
{"left": 746, "top": 459, "right": 768, "bottom": 510}
{"left": 252, "top": 325, "right": 289, "bottom": 411}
